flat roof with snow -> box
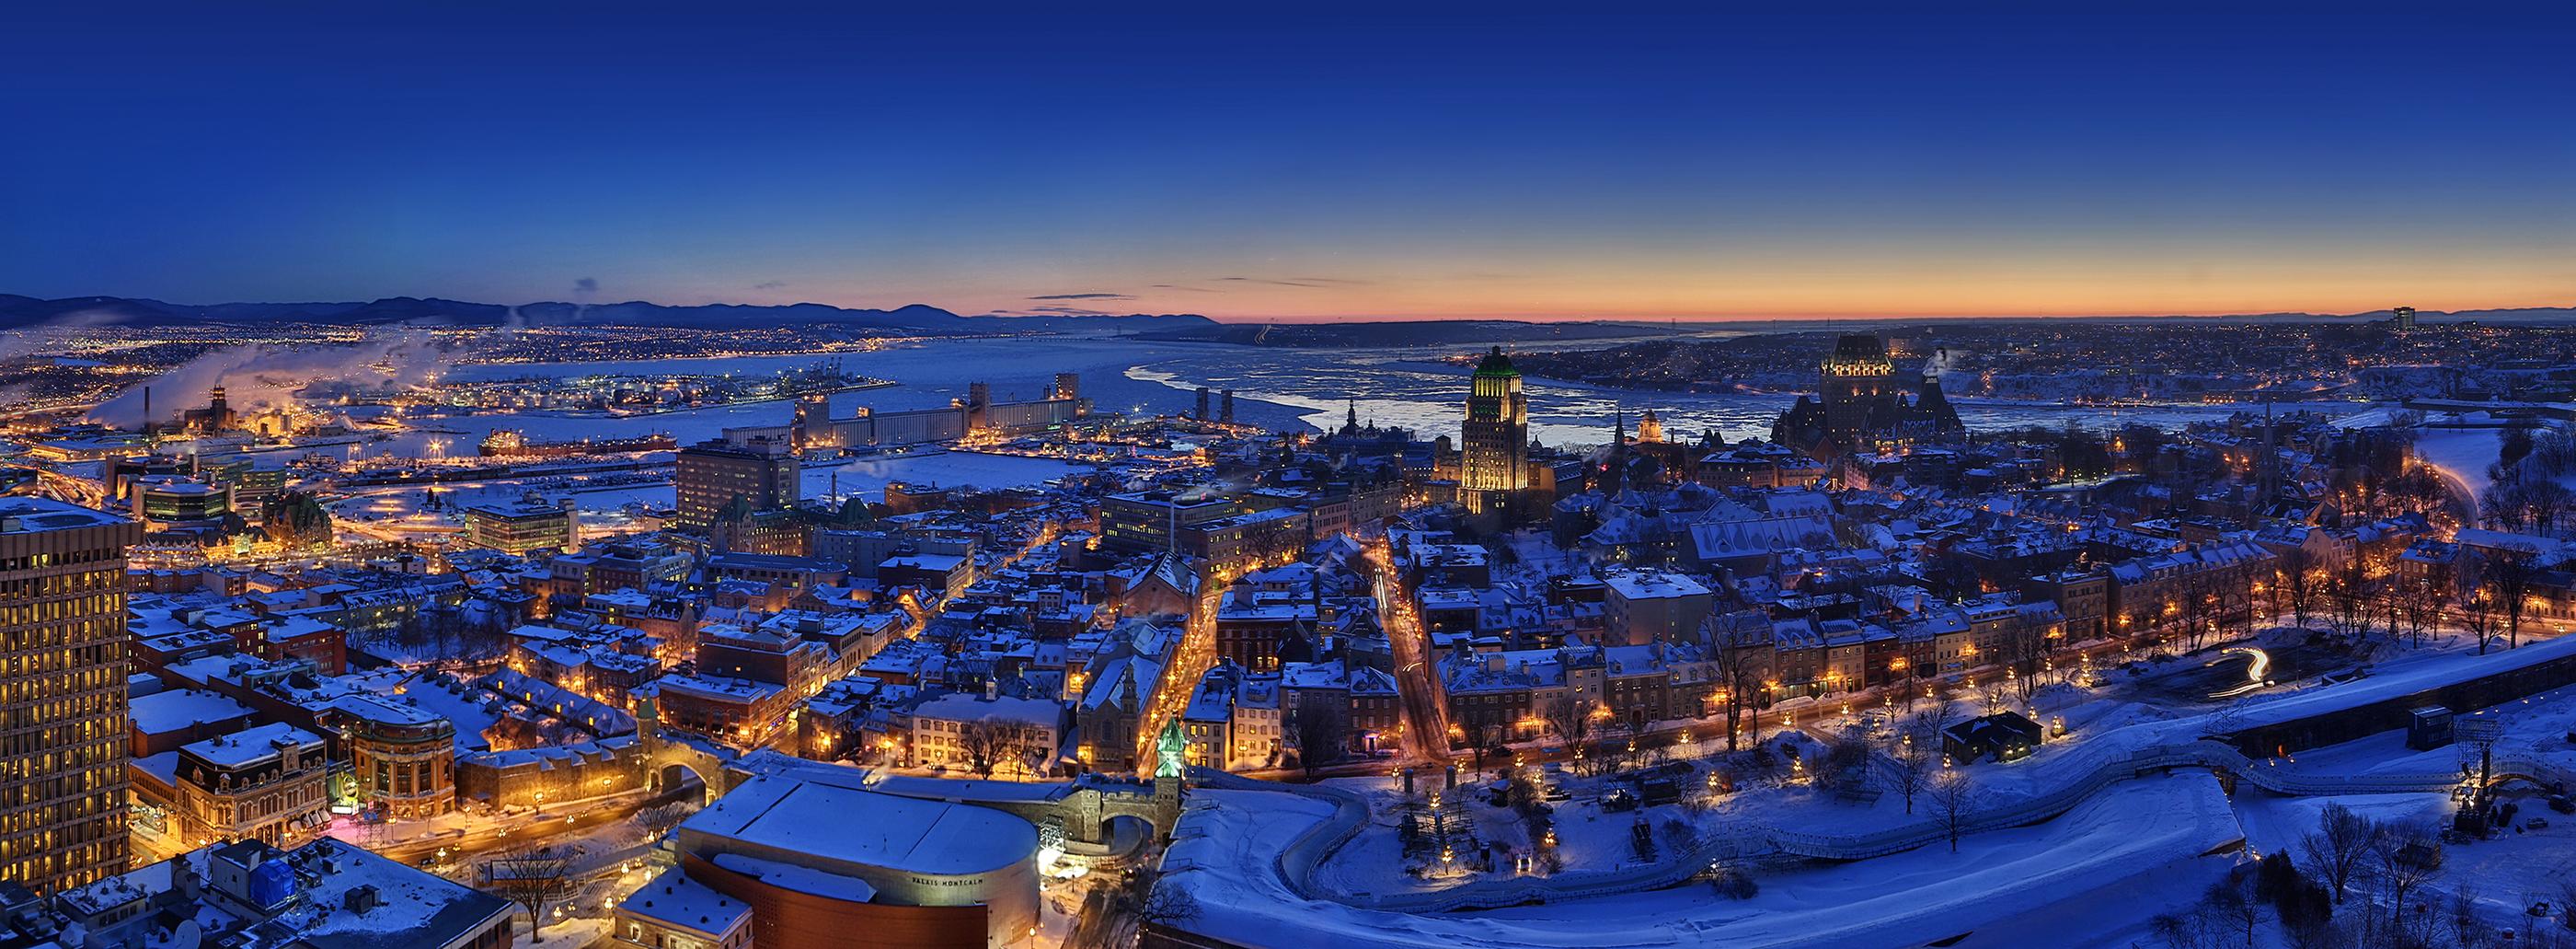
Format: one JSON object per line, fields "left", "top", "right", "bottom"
{"left": 680, "top": 771, "right": 1038, "bottom": 877}
{"left": 128, "top": 689, "right": 253, "bottom": 735}
{"left": 1603, "top": 570, "right": 1714, "bottom": 600}
{"left": 622, "top": 866, "right": 753, "bottom": 935}
{"left": 178, "top": 722, "right": 323, "bottom": 770}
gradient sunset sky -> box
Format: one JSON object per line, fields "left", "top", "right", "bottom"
{"left": 4, "top": 7, "right": 2570, "bottom": 322}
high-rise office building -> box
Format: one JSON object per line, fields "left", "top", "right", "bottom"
{"left": 0, "top": 497, "right": 140, "bottom": 893}
{"left": 675, "top": 437, "right": 799, "bottom": 529}
{"left": 1460, "top": 346, "right": 1529, "bottom": 513}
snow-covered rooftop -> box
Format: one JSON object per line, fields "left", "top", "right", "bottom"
{"left": 680, "top": 770, "right": 1039, "bottom": 876}
{"left": 621, "top": 866, "right": 753, "bottom": 933}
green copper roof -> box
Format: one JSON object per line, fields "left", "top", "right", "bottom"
{"left": 1473, "top": 345, "right": 1519, "bottom": 377}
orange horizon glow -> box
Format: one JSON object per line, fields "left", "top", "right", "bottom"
{"left": 745, "top": 247, "right": 2575, "bottom": 325}
{"left": 1213, "top": 295, "right": 2573, "bottom": 324}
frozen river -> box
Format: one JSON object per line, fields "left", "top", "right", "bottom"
{"left": 411, "top": 333, "right": 2300, "bottom": 457}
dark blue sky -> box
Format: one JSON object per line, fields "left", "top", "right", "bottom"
{"left": 4, "top": 6, "right": 2570, "bottom": 320}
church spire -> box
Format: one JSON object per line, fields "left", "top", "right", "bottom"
{"left": 1606, "top": 403, "right": 1627, "bottom": 495}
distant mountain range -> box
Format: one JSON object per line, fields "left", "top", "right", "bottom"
{"left": 0, "top": 295, "right": 1219, "bottom": 334}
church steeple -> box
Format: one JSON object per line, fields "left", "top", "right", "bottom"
{"left": 1605, "top": 404, "right": 1628, "bottom": 495}
{"left": 1344, "top": 399, "right": 1361, "bottom": 434}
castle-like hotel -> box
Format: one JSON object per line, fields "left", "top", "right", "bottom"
{"left": 1771, "top": 333, "right": 1964, "bottom": 459}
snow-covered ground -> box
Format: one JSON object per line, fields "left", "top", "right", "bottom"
{"left": 1171, "top": 775, "right": 2245, "bottom": 949}
{"left": 2274, "top": 679, "right": 2576, "bottom": 783}
{"left": 1166, "top": 628, "right": 2576, "bottom": 947}
{"left": 2415, "top": 427, "right": 2505, "bottom": 501}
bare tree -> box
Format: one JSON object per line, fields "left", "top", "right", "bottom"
{"left": 1656, "top": 816, "right": 1704, "bottom": 859}
{"left": 2276, "top": 547, "right": 2319, "bottom": 631}
{"left": 2329, "top": 560, "right": 2370, "bottom": 639}
{"left": 1133, "top": 881, "right": 1202, "bottom": 938}
{"left": 2175, "top": 571, "right": 2214, "bottom": 653}
{"left": 2485, "top": 542, "right": 2539, "bottom": 650}
{"left": 1086, "top": 872, "right": 1202, "bottom": 949}
{"left": 2218, "top": 570, "right": 2259, "bottom": 642}
{"left": 2204, "top": 874, "right": 2261, "bottom": 949}
{"left": 481, "top": 844, "right": 580, "bottom": 939}
{"left": 1914, "top": 693, "right": 1963, "bottom": 750}
{"left": 2447, "top": 885, "right": 2490, "bottom": 949}
{"left": 1930, "top": 770, "right": 1975, "bottom": 853}
{"left": 1706, "top": 612, "right": 1769, "bottom": 753}
{"left": 2460, "top": 584, "right": 2501, "bottom": 655}
{"left": 2299, "top": 801, "right": 2386, "bottom": 906}
{"left": 1885, "top": 723, "right": 1932, "bottom": 815}
{"left": 636, "top": 800, "right": 696, "bottom": 836}
{"left": 2400, "top": 573, "right": 2449, "bottom": 651}
{"left": 1292, "top": 704, "right": 1347, "bottom": 777}
{"left": 1540, "top": 694, "right": 1596, "bottom": 765}
{"left": 2372, "top": 829, "right": 2445, "bottom": 943}
{"left": 2528, "top": 480, "right": 2575, "bottom": 537}
{"left": 2559, "top": 877, "right": 2576, "bottom": 936}
{"left": 1998, "top": 614, "right": 2050, "bottom": 703}
{"left": 955, "top": 718, "right": 1028, "bottom": 779}
{"left": 2147, "top": 910, "right": 2213, "bottom": 949}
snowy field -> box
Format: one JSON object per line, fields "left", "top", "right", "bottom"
{"left": 1170, "top": 776, "right": 2245, "bottom": 949}
{"left": 2415, "top": 427, "right": 2505, "bottom": 501}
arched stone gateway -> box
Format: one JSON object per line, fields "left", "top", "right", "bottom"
{"left": 875, "top": 718, "right": 1190, "bottom": 847}
{"left": 655, "top": 761, "right": 712, "bottom": 804}
{"left": 637, "top": 695, "right": 742, "bottom": 804}
{"left": 642, "top": 738, "right": 736, "bottom": 804}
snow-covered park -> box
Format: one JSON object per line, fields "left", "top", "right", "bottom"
{"left": 1160, "top": 630, "right": 2576, "bottom": 949}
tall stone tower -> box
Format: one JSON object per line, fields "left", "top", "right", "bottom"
{"left": 1461, "top": 346, "right": 1529, "bottom": 514}
{"left": 1152, "top": 717, "right": 1188, "bottom": 838}
{"left": 1820, "top": 334, "right": 1896, "bottom": 445}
